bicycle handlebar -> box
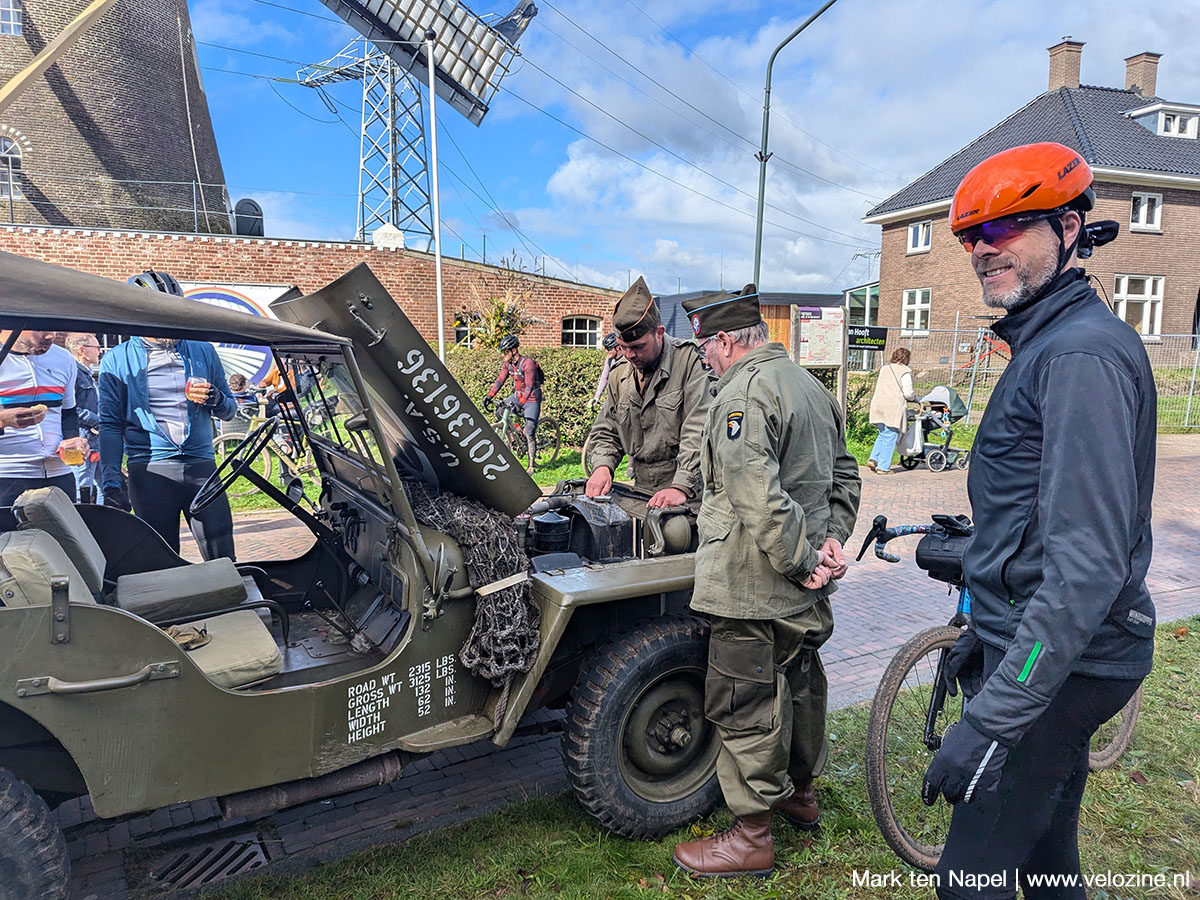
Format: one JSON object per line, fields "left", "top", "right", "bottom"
{"left": 855, "top": 513, "right": 972, "bottom": 564}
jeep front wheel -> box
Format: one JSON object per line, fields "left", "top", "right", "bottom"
{"left": 562, "top": 616, "right": 721, "bottom": 838}
{"left": 0, "top": 768, "right": 70, "bottom": 900}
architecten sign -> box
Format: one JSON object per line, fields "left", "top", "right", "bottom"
{"left": 847, "top": 325, "right": 888, "bottom": 351}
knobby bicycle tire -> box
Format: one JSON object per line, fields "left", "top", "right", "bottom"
{"left": 1088, "top": 684, "right": 1142, "bottom": 771}
{"left": 536, "top": 417, "right": 562, "bottom": 467}
{"left": 866, "top": 625, "right": 963, "bottom": 872}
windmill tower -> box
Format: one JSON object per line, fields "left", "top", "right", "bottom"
{"left": 0, "top": 0, "right": 231, "bottom": 232}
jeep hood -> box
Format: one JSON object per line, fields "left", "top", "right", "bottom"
{"left": 272, "top": 263, "right": 540, "bottom": 516}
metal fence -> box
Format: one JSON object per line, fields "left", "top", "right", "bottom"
{"left": 850, "top": 327, "right": 1200, "bottom": 430}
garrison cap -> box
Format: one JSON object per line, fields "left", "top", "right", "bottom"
{"left": 613, "top": 276, "right": 661, "bottom": 342}
{"left": 682, "top": 283, "right": 762, "bottom": 339}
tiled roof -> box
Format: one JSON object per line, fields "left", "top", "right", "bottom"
{"left": 865, "top": 86, "right": 1200, "bottom": 219}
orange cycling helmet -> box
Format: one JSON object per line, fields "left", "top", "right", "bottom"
{"left": 949, "top": 142, "right": 1095, "bottom": 233}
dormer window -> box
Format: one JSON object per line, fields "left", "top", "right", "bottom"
{"left": 1126, "top": 102, "right": 1200, "bottom": 140}
{"left": 1158, "top": 112, "right": 1196, "bottom": 137}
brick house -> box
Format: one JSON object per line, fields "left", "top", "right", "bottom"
{"left": 862, "top": 42, "right": 1200, "bottom": 346}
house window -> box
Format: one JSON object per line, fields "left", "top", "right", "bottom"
{"left": 1130, "top": 192, "right": 1162, "bottom": 231}
{"left": 901, "top": 288, "right": 930, "bottom": 334}
{"left": 906, "top": 220, "right": 932, "bottom": 254}
{"left": 1113, "top": 275, "right": 1163, "bottom": 337}
{"left": 0, "top": 138, "right": 21, "bottom": 200}
{"left": 0, "top": 0, "right": 21, "bottom": 36}
{"left": 561, "top": 316, "right": 600, "bottom": 347}
{"left": 452, "top": 313, "right": 475, "bottom": 347}
{"left": 1158, "top": 112, "right": 1197, "bottom": 138}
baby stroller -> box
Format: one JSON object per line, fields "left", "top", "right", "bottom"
{"left": 897, "top": 385, "right": 970, "bottom": 472}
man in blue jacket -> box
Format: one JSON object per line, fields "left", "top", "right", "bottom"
{"left": 922, "top": 143, "right": 1153, "bottom": 897}
{"left": 99, "top": 271, "right": 239, "bottom": 561}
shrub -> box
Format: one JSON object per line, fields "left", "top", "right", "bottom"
{"left": 445, "top": 345, "right": 605, "bottom": 447}
{"left": 845, "top": 372, "right": 879, "bottom": 445}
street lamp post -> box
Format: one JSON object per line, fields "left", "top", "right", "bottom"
{"left": 425, "top": 29, "right": 446, "bottom": 361}
{"left": 752, "top": 0, "right": 839, "bottom": 287}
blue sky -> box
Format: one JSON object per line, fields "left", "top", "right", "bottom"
{"left": 192, "top": 0, "right": 1200, "bottom": 296}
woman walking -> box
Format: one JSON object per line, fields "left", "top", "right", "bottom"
{"left": 867, "top": 348, "right": 916, "bottom": 474}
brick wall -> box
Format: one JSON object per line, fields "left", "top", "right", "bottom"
{"left": 877, "top": 178, "right": 1200, "bottom": 338}
{"left": 0, "top": 227, "right": 621, "bottom": 347}
{"left": 0, "top": 0, "right": 229, "bottom": 233}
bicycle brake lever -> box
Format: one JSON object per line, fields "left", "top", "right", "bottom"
{"left": 856, "top": 514, "right": 888, "bottom": 561}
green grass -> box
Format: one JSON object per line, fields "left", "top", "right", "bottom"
{"left": 211, "top": 618, "right": 1200, "bottom": 900}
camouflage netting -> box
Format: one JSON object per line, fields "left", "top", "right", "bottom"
{"left": 404, "top": 480, "right": 540, "bottom": 692}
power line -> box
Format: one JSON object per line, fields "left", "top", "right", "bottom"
{"left": 198, "top": 40, "right": 313, "bottom": 68}
{"left": 618, "top": 0, "right": 903, "bottom": 182}
{"left": 537, "top": 0, "right": 882, "bottom": 201}
{"left": 201, "top": 38, "right": 865, "bottom": 242}
{"left": 503, "top": 88, "right": 864, "bottom": 250}
{"left": 202, "top": 61, "right": 865, "bottom": 258}
{"left": 245, "top": 0, "right": 343, "bottom": 24}
{"left": 522, "top": 54, "right": 869, "bottom": 242}
{"left": 317, "top": 83, "right": 565, "bottom": 276}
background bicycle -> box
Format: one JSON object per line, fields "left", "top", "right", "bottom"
{"left": 491, "top": 396, "right": 561, "bottom": 468}
{"left": 856, "top": 514, "right": 1141, "bottom": 872}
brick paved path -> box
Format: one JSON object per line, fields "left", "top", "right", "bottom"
{"left": 65, "top": 439, "right": 1200, "bottom": 898}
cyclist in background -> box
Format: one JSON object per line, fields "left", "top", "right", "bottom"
{"left": 484, "top": 334, "right": 543, "bottom": 473}
{"left": 922, "top": 142, "right": 1152, "bottom": 898}
{"left": 588, "top": 332, "right": 624, "bottom": 411}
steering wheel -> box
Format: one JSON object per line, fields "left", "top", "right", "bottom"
{"left": 190, "top": 418, "right": 279, "bottom": 515}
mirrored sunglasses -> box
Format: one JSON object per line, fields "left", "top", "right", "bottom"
{"left": 956, "top": 212, "right": 1060, "bottom": 252}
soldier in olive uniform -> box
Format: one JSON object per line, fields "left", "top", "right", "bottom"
{"left": 672, "top": 285, "right": 861, "bottom": 878}
{"left": 584, "top": 276, "right": 713, "bottom": 509}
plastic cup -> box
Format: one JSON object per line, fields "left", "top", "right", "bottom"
{"left": 59, "top": 446, "right": 85, "bottom": 466}
{"left": 186, "top": 377, "right": 209, "bottom": 403}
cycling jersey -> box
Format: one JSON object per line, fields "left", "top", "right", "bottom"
{"left": 488, "top": 355, "right": 543, "bottom": 405}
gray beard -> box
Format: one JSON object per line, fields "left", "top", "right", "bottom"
{"left": 981, "top": 254, "right": 1059, "bottom": 310}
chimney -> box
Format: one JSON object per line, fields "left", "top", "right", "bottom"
{"left": 1047, "top": 39, "right": 1085, "bottom": 90}
{"left": 1125, "top": 52, "right": 1162, "bottom": 97}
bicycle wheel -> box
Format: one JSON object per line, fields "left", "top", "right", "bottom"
{"left": 535, "top": 417, "right": 562, "bottom": 467}
{"left": 213, "top": 434, "right": 273, "bottom": 498}
{"left": 1088, "top": 684, "right": 1142, "bottom": 771}
{"left": 866, "top": 625, "right": 964, "bottom": 872}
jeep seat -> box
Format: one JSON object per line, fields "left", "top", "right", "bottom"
{"left": 12, "top": 487, "right": 251, "bottom": 621}
{"left": 0, "top": 529, "right": 281, "bottom": 689}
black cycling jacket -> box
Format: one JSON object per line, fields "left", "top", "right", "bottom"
{"left": 962, "top": 268, "right": 1156, "bottom": 748}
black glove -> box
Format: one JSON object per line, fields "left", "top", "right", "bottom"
{"left": 922, "top": 717, "right": 1008, "bottom": 806}
{"left": 483, "top": 395, "right": 495, "bottom": 411}
{"left": 943, "top": 628, "right": 984, "bottom": 699}
{"left": 103, "top": 487, "right": 132, "bottom": 513}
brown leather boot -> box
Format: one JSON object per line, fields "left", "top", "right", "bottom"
{"left": 775, "top": 779, "right": 820, "bottom": 830}
{"left": 672, "top": 812, "right": 774, "bottom": 878}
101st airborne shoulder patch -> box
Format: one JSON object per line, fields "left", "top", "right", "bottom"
{"left": 726, "top": 411, "right": 744, "bottom": 440}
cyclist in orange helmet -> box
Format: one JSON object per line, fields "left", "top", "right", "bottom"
{"left": 923, "top": 142, "right": 1153, "bottom": 897}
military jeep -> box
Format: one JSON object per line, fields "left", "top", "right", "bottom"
{"left": 0, "top": 254, "right": 717, "bottom": 899}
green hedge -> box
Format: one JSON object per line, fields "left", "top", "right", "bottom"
{"left": 445, "top": 346, "right": 606, "bottom": 447}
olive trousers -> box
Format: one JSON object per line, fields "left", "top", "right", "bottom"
{"left": 704, "top": 599, "right": 835, "bottom": 816}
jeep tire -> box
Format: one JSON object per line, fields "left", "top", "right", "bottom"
{"left": 0, "top": 768, "right": 70, "bottom": 900}
{"left": 562, "top": 616, "right": 721, "bottom": 838}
